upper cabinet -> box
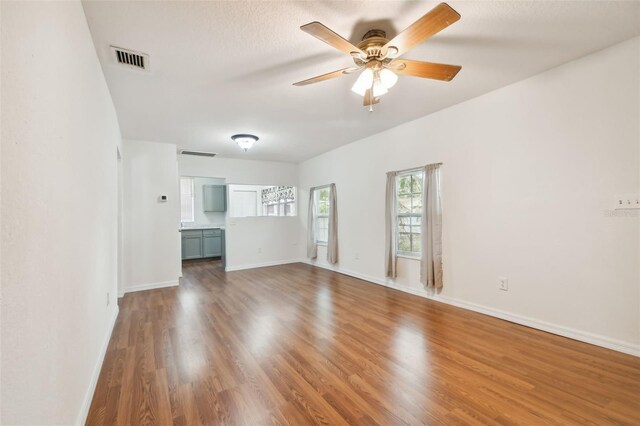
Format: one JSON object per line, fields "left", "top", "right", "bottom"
{"left": 203, "top": 184, "right": 226, "bottom": 212}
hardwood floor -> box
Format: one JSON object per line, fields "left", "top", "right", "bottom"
{"left": 87, "top": 261, "right": 640, "bottom": 425}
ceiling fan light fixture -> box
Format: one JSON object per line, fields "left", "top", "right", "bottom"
{"left": 372, "top": 73, "right": 388, "bottom": 97}
{"left": 379, "top": 68, "right": 398, "bottom": 89}
{"left": 294, "top": 2, "right": 462, "bottom": 108}
{"left": 351, "top": 68, "right": 374, "bottom": 96}
{"left": 231, "top": 134, "right": 259, "bottom": 152}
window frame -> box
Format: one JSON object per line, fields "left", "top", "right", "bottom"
{"left": 396, "top": 170, "right": 423, "bottom": 258}
{"left": 314, "top": 186, "right": 331, "bottom": 245}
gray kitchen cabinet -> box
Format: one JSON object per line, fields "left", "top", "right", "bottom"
{"left": 203, "top": 185, "right": 226, "bottom": 212}
{"left": 181, "top": 230, "right": 203, "bottom": 259}
{"left": 182, "top": 228, "right": 225, "bottom": 260}
{"left": 202, "top": 229, "right": 222, "bottom": 257}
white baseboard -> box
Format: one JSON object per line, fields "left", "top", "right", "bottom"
{"left": 303, "top": 260, "right": 640, "bottom": 357}
{"left": 434, "top": 294, "right": 640, "bottom": 357}
{"left": 225, "top": 258, "right": 305, "bottom": 272}
{"left": 123, "top": 279, "right": 179, "bottom": 294}
{"left": 76, "top": 305, "right": 119, "bottom": 426}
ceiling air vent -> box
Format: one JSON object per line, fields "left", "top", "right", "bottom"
{"left": 179, "top": 150, "right": 217, "bottom": 158}
{"left": 110, "top": 46, "right": 149, "bottom": 71}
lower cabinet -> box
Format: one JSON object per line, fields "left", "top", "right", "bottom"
{"left": 182, "top": 231, "right": 203, "bottom": 259}
{"left": 182, "top": 228, "right": 223, "bottom": 260}
{"left": 203, "top": 230, "right": 222, "bottom": 257}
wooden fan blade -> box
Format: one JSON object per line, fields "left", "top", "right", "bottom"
{"left": 383, "top": 3, "right": 460, "bottom": 58}
{"left": 301, "top": 22, "right": 366, "bottom": 58}
{"left": 391, "top": 59, "right": 461, "bottom": 81}
{"left": 293, "top": 67, "right": 358, "bottom": 86}
{"left": 363, "top": 89, "right": 379, "bottom": 106}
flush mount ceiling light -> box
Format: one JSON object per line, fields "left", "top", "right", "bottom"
{"left": 231, "top": 134, "right": 259, "bottom": 152}
{"left": 293, "top": 2, "right": 462, "bottom": 110}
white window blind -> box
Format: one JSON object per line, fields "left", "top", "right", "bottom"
{"left": 180, "top": 177, "right": 195, "bottom": 223}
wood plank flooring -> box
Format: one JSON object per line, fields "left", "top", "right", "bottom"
{"left": 87, "top": 261, "right": 640, "bottom": 425}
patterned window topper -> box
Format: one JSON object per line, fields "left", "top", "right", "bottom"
{"left": 261, "top": 186, "right": 295, "bottom": 205}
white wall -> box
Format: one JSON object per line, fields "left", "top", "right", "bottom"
{"left": 224, "top": 216, "right": 300, "bottom": 270}
{"left": 299, "top": 37, "right": 640, "bottom": 355}
{"left": 1, "top": 1, "right": 122, "bottom": 424}
{"left": 0, "top": 1, "right": 4, "bottom": 422}
{"left": 179, "top": 156, "right": 300, "bottom": 270}
{"left": 178, "top": 155, "right": 298, "bottom": 185}
{"left": 122, "top": 140, "right": 180, "bottom": 293}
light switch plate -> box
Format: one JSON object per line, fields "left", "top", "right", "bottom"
{"left": 614, "top": 194, "right": 640, "bottom": 210}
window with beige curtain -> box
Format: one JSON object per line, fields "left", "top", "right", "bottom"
{"left": 327, "top": 183, "right": 338, "bottom": 264}
{"left": 386, "top": 164, "right": 442, "bottom": 289}
{"left": 308, "top": 184, "right": 338, "bottom": 264}
{"left": 420, "top": 164, "right": 443, "bottom": 290}
{"left": 307, "top": 188, "right": 318, "bottom": 259}
{"left": 385, "top": 172, "right": 398, "bottom": 278}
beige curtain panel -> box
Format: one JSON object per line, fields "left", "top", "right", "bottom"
{"left": 327, "top": 183, "right": 339, "bottom": 264}
{"left": 307, "top": 188, "right": 318, "bottom": 259}
{"left": 420, "top": 164, "right": 443, "bottom": 290}
{"left": 384, "top": 171, "right": 398, "bottom": 278}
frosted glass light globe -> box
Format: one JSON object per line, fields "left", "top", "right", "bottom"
{"left": 351, "top": 68, "right": 374, "bottom": 96}
{"left": 380, "top": 68, "right": 398, "bottom": 89}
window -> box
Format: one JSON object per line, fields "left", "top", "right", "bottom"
{"left": 261, "top": 186, "right": 296, "bottom": 217}
{"left": 397, "top": 170, "right": 423, "bottom": 256}
{"left": 180, "top": 177, "right": 195, "bottom": 222}
{"left": 228, "top": 185, "right": 297, "bottom": 217}
{"left": 315, "top": 187, "right": 330, "bottom": 244}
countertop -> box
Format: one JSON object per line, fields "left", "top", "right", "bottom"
{"left": 179, "top": 226, "right": 225, "bottom": 232}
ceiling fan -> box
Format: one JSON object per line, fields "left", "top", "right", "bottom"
{"left": 293, "top": 3, "right": 462, "bottom": 109}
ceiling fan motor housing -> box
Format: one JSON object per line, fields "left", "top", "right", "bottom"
{"left": 361, "top": 29, "right": 387, "bottom": 40}
{"left": 358, "top": 29, "right": 389, "bottom": 60}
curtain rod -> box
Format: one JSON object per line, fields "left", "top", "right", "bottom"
{"left": 310, "top": 183, "right": 333, "bottom": 191}
{"left": 392, "top": 162, "right": 443, "bottom": 175}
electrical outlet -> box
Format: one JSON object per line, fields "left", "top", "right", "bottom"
{"left": 107, "top": 292, "right": 110, "bottom": 306}
{"left": 355, "top": 252, "right": 359, "bottom": 260}
{"left": 498, "top": 277, "right": 508, "bottom": 291}
{"left": 257, "top": 247, "right": 262, "bottom": 254}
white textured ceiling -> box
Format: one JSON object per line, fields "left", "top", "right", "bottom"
{"left": 82, "top": 1, "right": 640, "bottom": 163}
